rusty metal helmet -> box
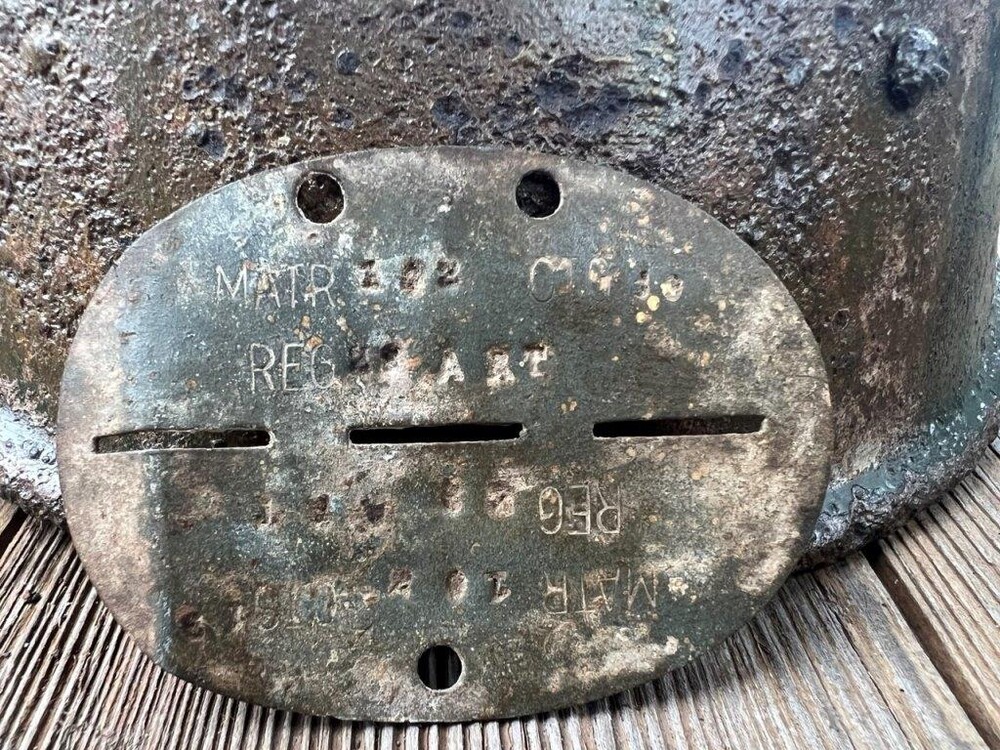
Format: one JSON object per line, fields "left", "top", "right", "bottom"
{"left": 2, "top": 4, "right": 998, "bottom": 561}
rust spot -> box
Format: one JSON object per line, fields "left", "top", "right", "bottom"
{"left": 388, "top": 568, "right": 412, "bottom": 597}
{"left": 174, "top": 603, "right": 205, "bottom": 638}
{"left": 310, "top": 494, "right": 330, "bottom": 522}
{"left": 380, "top": 340, "right": 400, "bottom": 361}
{"left": 400, "top": 257, "right": 424, "bottom": 292}
{"left": 363, "top": 498, "right": 386, "bottom": 524}
{"left": 436, "top": 258, "right": 461, "bottom": 286}
{"left": 359, "top": 259, "right": 379, "bottom": 288}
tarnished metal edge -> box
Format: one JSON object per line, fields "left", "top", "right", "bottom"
{"left": 803, "top": 259, "right": 1000, "bottom": 567}
{"left": 0, "top": 401, "right": 61, "bottom": 523}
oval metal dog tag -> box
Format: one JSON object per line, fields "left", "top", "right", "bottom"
{"left": 58, "top": 148, "right": 832, "bottom": 721}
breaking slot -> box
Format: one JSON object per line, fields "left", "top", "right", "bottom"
{"left": 93, "top": 428, "right": 272, "bottom": 454}
{"left": 593, "top": 415, "right": 765, "bottom": 439}
{"left": 349, "top": 422, "right": 523, "bottom": 445}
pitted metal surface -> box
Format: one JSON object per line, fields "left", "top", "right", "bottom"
{"left": 57, "top": 149, "right": 832, "bottom": 721}
{"left": 3, "top": 1, "right": 1000, "bottom": 562}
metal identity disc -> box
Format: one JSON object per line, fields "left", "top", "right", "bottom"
{"left": 57, "top": 148, "right": 833, "bottom": 722}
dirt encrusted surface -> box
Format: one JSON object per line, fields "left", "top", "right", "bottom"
{"left": 55, "top": 149, "right": 833, "bottom": 719}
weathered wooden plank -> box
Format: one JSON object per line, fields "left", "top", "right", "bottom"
{"left": 813, "top": 557, "right": 986, "bottom": 747}
{"left": 871, "top": 439, "right": 1000, "bottom": 748}
{"left": 0, "top": 514, "right": 983, "bottom": 749}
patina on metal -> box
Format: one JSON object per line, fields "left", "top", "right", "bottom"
{"left": 57, "top": 149, "right": 832, "bottom": 721}
{"left": 2, "top": 1, "right": 999, "bottom": 564}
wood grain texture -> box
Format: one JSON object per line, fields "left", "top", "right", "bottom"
{"left": 0, "top": 515, "right": 982, "bottom": 749}
{"left": 872, "top": 439, "right": 1000, "bottom": 748}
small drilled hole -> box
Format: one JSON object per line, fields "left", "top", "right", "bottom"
{"left": 516, "top": 170, "right": 561, "bottom": 218}
{"left": 296, "top": 172, "right": 344, "bottom": 223}
{"left": 417, "top": 645, "right": 463, "bottom": 691}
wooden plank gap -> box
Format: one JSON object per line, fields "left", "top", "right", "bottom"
{"left": 866, "top": 541, "right": 998, "bottom": 748}
{"left": 0, "top": 506, "right": 25, "bottom": 560}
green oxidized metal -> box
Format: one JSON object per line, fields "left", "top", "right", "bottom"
{"left": 56, "top": 149, "right": 832, "bottom": 721}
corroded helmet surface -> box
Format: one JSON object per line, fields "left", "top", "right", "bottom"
{"left": 1, "top": 0, "right": 999, "bottom": 565}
